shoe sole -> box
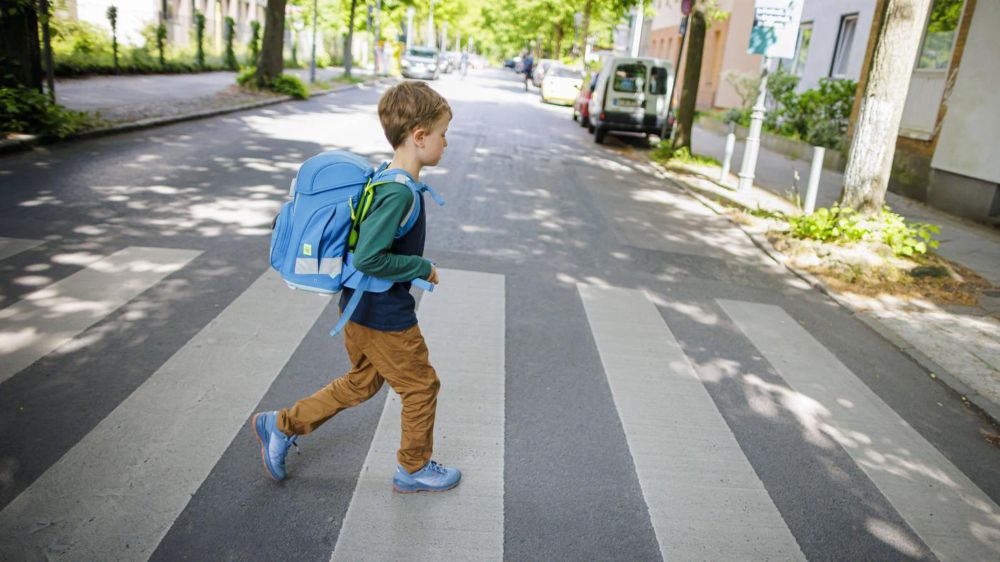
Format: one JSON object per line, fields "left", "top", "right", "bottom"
{"left": 252, "top": 413, "right": 281, "bottom": 482}
{"left": 392, "top": 479, "right": 461, "bottom": 494}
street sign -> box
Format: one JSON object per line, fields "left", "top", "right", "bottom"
{"left": 747, "top": 0, "right": 804, "bottom": 59}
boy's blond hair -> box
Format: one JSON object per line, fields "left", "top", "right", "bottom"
{"left": 378, "top": 81, "right": 452, "bottom": 149}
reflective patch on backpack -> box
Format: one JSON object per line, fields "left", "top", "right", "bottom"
{"left": 295, "top": 257, "right": 342, "bottom": 276}
{"left": 302, "top": 243, "right": 313, "bottom": 256}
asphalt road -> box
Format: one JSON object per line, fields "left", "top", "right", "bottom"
{"left": 1, "top": 68, "right": 998, "bottom": 561}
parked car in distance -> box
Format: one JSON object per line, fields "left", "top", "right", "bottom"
{"left": 504, "top": 56, "right": 520, "bottom": 70}
{"left": 573, "top": 73, "right": 599, "bottom": 127}
{"left": 401, "top": 47, "right": 441, "bottom": 80}
{"left": 541, "top": 65, "right": 584, "bottom": 105}
{"left": 531, "top": 59, "right": 558, "bottom": 87}
{"left": 587, "top": 56, "right": 673, "bottom": 144}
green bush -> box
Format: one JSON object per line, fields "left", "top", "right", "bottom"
{"left": 49, "top": 15, "right": 225, "bottom": 76}
{"left": 786, "top": 206, "right": 940, "bottom": 256}
{"left": 270, "top": 74, "right": 309, "bottom": 99}
{"left": 652, "top": 144, "right": 721, "bottom": 167}
{"left": 767, "top": 67, "right": 857, "bottom": 150}
{"left": 236, "top": 66, "right": 256, "bottom": 87}
{"left": 237, "top": 69, "right": 309, "bottom": 99}
{"left": 0, "top": 86, "right": 99, "bottom": 138}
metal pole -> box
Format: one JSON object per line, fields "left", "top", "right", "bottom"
{"left": 309, "top": 0, "right": 318, "bottom": 83}
{"left": 804, "top": 146, "right": 825, "bottom": 213}
{"left": 39, "top": 0, "right": 56, "bottom": 102}
{"left": 720, "top": 122, "right": 736, "bottom": 183}
{"left": 737, "top": 56, "right": 771, "bottom": 191}
{"left": 630, "top": 0, "right": 644, "bottom": 57}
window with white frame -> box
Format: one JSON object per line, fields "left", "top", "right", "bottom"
{"left": 830, "top": 14, "right": 858, "bottom": 78}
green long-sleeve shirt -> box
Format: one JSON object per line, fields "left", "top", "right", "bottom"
{"left": 352, "top": 182, "right": 433, "bottom": 282}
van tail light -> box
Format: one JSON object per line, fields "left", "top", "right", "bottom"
{"left": 600, "top": 112, "right": 606, "bottom": 120}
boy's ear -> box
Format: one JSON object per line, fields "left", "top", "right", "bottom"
{"left": 412, "top": 127, "right": 427, "bottom": 147}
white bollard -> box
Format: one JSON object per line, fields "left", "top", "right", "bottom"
{"left": 804, "top": 146, "right": 825, "bottom": 214}
{"left": 720, "top": 122, "right": 736, "bottom": 184}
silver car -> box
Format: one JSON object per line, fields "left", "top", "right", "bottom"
{"left": 401, "top": 47, "right": 441, "bottom": 80}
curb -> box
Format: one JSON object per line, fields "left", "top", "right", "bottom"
{"left": 648, "top": 160, "right": 1000, "bottom": 427}
{"left": 0, "top": 77, "right": 394, "bottom": 155}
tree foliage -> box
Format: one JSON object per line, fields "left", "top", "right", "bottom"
{"left": 479, "top": 0, "right": 640, "bottom": 61}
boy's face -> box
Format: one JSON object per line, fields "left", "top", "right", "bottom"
{"left": 415, "top": 114, "right": 451, "bottom": 167}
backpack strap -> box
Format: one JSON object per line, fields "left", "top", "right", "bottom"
{"left": 331, "top": 165, "right": 443, "bottom": 338}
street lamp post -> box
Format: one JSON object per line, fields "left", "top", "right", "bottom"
{"left": 737, "top": 57, "right": 771, "bottom": 191}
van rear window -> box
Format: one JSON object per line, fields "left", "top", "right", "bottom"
{"left": 612, "top": 63, "right": 646, "bottom": 93}
{"left": 649, "top": 67, "right": 669, "bottom": 95}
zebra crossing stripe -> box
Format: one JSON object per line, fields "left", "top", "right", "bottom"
{"left": 718, "top": 299, "right": 1000, "bottom": 561}
{"left": 0, "top": 246, "right": 201, "bottom": 384}
{"left": 0, "top": 269, "right": 328, "bottom": 561}
{"left": 0, "top": 237, "right": 44, "bottom": 262}
{"left": 578, "top": 286, "right": 805, "bottom": 561}
{"left": 331, "top": 269, "right": 505, "bottom": 561}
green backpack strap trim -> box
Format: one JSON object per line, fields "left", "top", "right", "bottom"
{"left": 347, "top": 180, "right": 407, "bottom": 252}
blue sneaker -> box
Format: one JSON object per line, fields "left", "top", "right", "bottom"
{"left": 393, "top": 460, "right": 462, "bottom": 493}
{"left": 253, "top": 411, "right": 297, "bottom": 481}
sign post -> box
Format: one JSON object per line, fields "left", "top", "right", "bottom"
{"left": 737, "top": 0, "right": 804, "bottom": 191}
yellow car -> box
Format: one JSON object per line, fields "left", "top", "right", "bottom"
{"left": 540, "top": 66, "right": 584, "bottom": 106}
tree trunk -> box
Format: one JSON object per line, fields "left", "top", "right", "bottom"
{"left": 578, "top": 0, "right": 592, "bottom": 64}
{"left": 672, "top": 7, "right": 706, "bottom": 151}
{"left": 0, "top": 1, "right": 43, "bottom": 91}
{"left": 343, "top": 0, "right": 358, "bottom": 78}
{"left": 840, "top": 0, "right": 933, "bottom": 215}
{"left": 256, "top": 0, "right": 287, "bottom": 87}
{"left": 555, "top": 24, "right": 563, "bottom": 59}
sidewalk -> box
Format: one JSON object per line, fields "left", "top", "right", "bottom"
{"left": 53, "top": 66, "right": 374, "bottom": 123}
{"left": 691, "top": 123, "right": 1000, "bottom": 286}
{"left": 1, "top": 67, "right": 383, "bottom": 154}
{"left": 667, "top": 125, "right": 1000, "bottom": 422}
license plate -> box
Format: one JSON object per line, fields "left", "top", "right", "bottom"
{"left": 616, "top": 98, "right": 639, "bottom": 107}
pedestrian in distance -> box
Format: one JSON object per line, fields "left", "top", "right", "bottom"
{"left": 522, "top": 52, "right": 534, "bottom": 92}
{"left": 253, "top": 81, "right": 461, "bottom": 494}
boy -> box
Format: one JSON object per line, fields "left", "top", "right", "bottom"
{"left": 252, "top": 81, "right": 460, "bottom": 493}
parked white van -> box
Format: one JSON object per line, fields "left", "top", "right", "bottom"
{"left": 587, "top": 56, "right": 673, "bottom": 144}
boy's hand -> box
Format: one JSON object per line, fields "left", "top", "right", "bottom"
{"left": 427, "top": 265, "right": 439, "bottom": 285}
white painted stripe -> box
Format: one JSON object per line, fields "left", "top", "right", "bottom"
{"left": 579, "top": 286, "right": 805, "bottom": 561}
{"left": 0, "top": 270, "right": 328, "bottom": 561}
{"left": 331, "top": 269, "right": 505, "bottom": 561}
{"left": 0, "top": 246, "right": 201, "bottom": 384}
{"left": 718, "top": 300, "right": 1000, "bottom": 561}
{"left": 0, "top": 237, "right": 44, "bottom": 262}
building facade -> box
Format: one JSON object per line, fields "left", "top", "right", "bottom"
{"left": 786, "top": 0, "right": 876, "bottom": 91}
{"left": 885, "top": 0, "right": 999, "bottom": 222}
{"left": 62, "top": 1, "right": 268, "bottom": 49}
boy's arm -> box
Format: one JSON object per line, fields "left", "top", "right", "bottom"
{"left": 353, "top": 183, "right": 433, "bottom": 282}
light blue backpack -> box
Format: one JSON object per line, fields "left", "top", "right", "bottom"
{"left": 269, "top": 150, "right": 445, "bottom": 335}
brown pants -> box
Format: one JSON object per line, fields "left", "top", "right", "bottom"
{"left": 277, "top": 321, "right": 440, "bottom": 473}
